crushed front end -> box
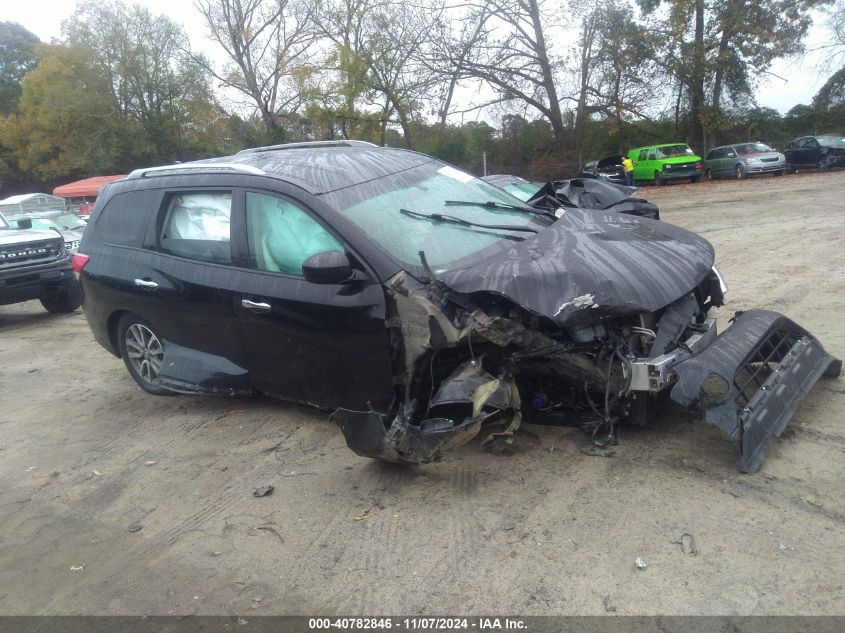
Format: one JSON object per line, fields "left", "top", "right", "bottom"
{"left": 337, "top": 211, "right": 840, "bottom": 471}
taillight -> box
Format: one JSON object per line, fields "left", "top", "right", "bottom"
{"left": 72, "top": 252, "right": 90, "bottom": 273}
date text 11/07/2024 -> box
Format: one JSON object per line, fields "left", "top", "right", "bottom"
{"left": 307, "top": 618, "right": 528, "bottom": 630}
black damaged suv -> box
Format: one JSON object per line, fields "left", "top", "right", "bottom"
{"left": 0, "top": 210, "right": 81, "bottom": 313}
{"left": 77, "top": 141, "right": 840, "bottom": 472}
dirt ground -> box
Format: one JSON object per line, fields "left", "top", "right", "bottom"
{"left": 1, "top": 171, "right": 843, "bottom": 616}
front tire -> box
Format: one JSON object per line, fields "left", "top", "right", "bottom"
{"left": 39, "top": 278, "right": 82, "bottom": 314}
{"left": 787, "top": 163, "right": 797, "bottom": 174}
{"left": 705, "top": 168, "right": 713, "bottom": 181}
{"left": 117, "top": 313, "right": 172, "bottom": 395}
{"left": 817, "top": 159, "right": 829, "bottom": 172}
{"left": 690, "top": 175, "right": 701, "bottom": 183}
{"left": 773, "top": 170, "right": 784, "bottom": 177}
{"left": 735, "top": 164, "right": 745, "bottom": 180}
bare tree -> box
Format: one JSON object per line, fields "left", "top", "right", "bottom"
{"left": 193, "top": 0, "right": 318, "bottom": 138}
{"left": 447, "top": 0, "right": 567, "bottom": 154}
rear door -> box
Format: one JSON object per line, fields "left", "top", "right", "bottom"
{"left": 233, "top": 189, "right": 395, "bottom": 412}
{"left": 140, "top": 189, "right": 249, "bottom": 375}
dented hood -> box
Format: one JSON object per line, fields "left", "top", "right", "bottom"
{"left": 438, "top": 208, "right": 715, "bottom": 326}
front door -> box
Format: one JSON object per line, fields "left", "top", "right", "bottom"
{"left": 234, "top": 190, "right": 395, "bottom": 412}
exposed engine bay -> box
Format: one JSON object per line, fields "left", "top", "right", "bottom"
{"left": 337, "top": 266, "right": 840, "bottom": 473}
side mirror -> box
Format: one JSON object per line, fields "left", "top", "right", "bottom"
{"left": 302, "top": 250, "right": 352, "bottom": 284}
{"left": 18, "top": 218, "right": 33, "bottom": 229}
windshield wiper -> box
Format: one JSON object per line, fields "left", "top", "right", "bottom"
{"left": 444, "top": 199, "right": 556, "bottom": 219}
{"left": 399, "top": 208, "right": 537, "bottom": 236}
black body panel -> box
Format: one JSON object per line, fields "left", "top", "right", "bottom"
{"left": 438, "top": 208, "right": 713, "bottom": 327}
{"left": 670, "top": 310, "right": 841, "bottom": 472}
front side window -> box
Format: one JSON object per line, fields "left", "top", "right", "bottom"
{"left": 638, "top": 150, "right": 648, "bottom": 161}
{"left": 159, "top": 192, "right": 232, "bottom": 263}
{"left": 246, "top": 192, "right": 343, "bottom": 276}
{"left": 647, "top": 149, "right": 657, "bottom": 161}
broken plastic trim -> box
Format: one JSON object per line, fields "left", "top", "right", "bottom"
{"left": 336, "top": 361, "right": 521, "bottom": 463}
{"left": 670, "top": 310, "right": 841, "bottom": 472}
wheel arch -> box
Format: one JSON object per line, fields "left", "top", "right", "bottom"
{"left": 107, "top": 309, "right": 130, "bottom": 358}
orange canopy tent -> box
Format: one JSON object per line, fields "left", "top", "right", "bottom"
{"left": 53, "top": 175, "right": 126, "bottom": 199}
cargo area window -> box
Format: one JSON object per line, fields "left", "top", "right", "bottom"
{"left": 245, "top": 192, "right": 342, "bottom": 276}
{"left": 159, "top": 192, "right": 232, "bottom": 263}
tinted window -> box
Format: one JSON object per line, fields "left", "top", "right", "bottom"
{"left": 647, "top": 149, "right": 657, "bottom": 161}
{"left": 246, "top": 192, "right": 343, "bottom": 276}
{"left": 706, "top": 149, "right": 718, "bottom": 160}
{"left": 159, "top": 192, "right": 232, "bottom": 264}
{"left": 96, "top": 190, "right": 159, "bottom": 247}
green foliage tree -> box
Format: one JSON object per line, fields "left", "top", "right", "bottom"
{"left": 63, "top": 1, "right": 221, "bottom": 163}
{"left": 640, "top": 0, "right": 824, "bottom": 153}
{"left": 1, "top": 43, "right": 134, "bottom": 183}
{"left": 0, "top": 22, "right": 40, "bottom": 115}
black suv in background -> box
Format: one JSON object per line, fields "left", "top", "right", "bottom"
{"left": 784, "top": 134, "right": 845, "bottom": 172}
{"left": 76, "top": 141, "right": 839, "bottom": 472}
{"left": 0, "top": 210, "right": 81, "bottom": 313}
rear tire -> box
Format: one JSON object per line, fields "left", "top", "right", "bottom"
{"left": 117, "top": 313, "right": 172, "bottom": 396}
{"left": 39, "top": 278, "right": 82, "bottom": 314}
{"left": 654, "top": 171, "right": 664, "bottom": 186}
{"left": 735, "top": 164, "right": 745, "bottom": 180}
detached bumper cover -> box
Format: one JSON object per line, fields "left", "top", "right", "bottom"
{"left": 670, "top": 310, "right": 841, "bottom": 472}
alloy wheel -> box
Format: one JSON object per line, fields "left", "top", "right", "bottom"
{"left": 125, "top": 323, "right": 163, "bottom": 385}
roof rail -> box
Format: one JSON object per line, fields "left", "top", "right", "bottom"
{"left": 237, "top": 140, "right": 378, "bottom": 155}
{"left": 126, "top": 163, "right": 267, "bottom": 179}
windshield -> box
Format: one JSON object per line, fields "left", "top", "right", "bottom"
{"left": 656, "top": 144, "right": 695, "bottom": 159}
{"left": 323, "top": 163, "right": 546, "bottom": 272}
{"left": 0, "top": 212, "right": 9, "bottom": 230}
{"left": 735, "top": 143, "right": 774, "bottom": 155}
{"left": 501, "top": 181, "right": 541, "bottom": 202}
{"left": 10, "top": 218, "right": 62, "bottom": 232}
{"left": 55, "top": 213, "right": 86, "bottom": 229}
{"left": 818, "top": 135, "right": 845, "bottom": 148}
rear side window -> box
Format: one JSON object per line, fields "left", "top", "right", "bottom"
{"left": 245, "top": 192, "right": 342, "bottom": 276}
{"left": 159, "top": 192, "right": 232, "bottom": 264}
{"left": 96, "top": 190, "right": 159, "bottom": 247}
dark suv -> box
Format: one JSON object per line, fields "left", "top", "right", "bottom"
{"left": 0, "top": 210, "right": 81, "bottom": 313}
{"left": 784, "top": 134, "right": 845, "bottom": 172}
{"left": 77, "top": 141, "right": 839, "bottom": 472}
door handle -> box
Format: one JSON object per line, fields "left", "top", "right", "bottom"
{"left": 134, "top": 278, "right": 158, "bottom": 290}
{"left": 241, "top": 299, "right": 271, "bottom": 313}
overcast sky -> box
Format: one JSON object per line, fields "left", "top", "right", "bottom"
{"left": 2, "top": 0, "right": 835, "bottom": 117}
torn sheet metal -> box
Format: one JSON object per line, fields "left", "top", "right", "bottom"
{"left": 337, "top": 403, "right": 485, "bottom": 464}
{"left": 670, "top": 310, "right": 841, "bottom": 472}
{"left": 339, "top": 360, "right": 523, "bottom": 463}
{"left": 438, "top": 208, "right": 714, "bottom": 327}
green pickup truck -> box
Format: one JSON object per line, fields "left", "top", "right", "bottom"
{"left": 628, "top": 143, "right": 704, "bottom": 185}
